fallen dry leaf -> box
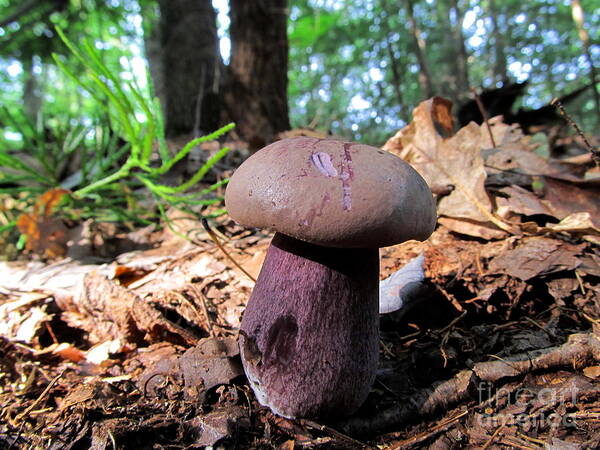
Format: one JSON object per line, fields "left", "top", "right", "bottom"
{"left": 16, "top": 188, "right": 70, "bottom": 258}
{"left": 488, "top": 237, "right": 585, "bottom": 281}
{"left": 187, "top": 406, "right": 248, "bottom": 447}
{"left": 548, "top": 212, "right": 600, "bottom": 235}
{"left": 385, "top": 99, "right": 492, "bottom": 221}
{"left": 583, "top": 366, "right": 600, "bottom": 379}
{"left": 58, "top": 270, "right": 144, "bottom": 346}
{"left": 384, "top": 98, "right": 510, "bottom": 238}
{"left": 540, "top": 178, "right": 600, "bottom": 221}
{"left": 51, "top": 342, "right": 86, "bottom": 362}
{"left": 180, "top": 337, "right": 243, "bottom": 395}
{"left": 495, "top": 185, "right": 554, "bottom": 218}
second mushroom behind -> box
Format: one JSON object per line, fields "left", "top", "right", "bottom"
{"left": 225, "top": 136, "right": 436, "bottom": 419}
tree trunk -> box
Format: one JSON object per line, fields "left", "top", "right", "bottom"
{"left": 448, "top": 0, "right": 470, "bottom": 100}
{"left": 379, "top": 0, "right": 407, "bottom": 122}
{"left": 571, "top": 0, "right": 600, "bottom": 122}
{"left": 405, "top": 0, "right": 434, "bottom": 98}
{"left": 140, "top": 2, "right": 165, "bottom": 112}
{"left": 147, "top": 0, "right": 222, "bottom": 138}
{"left": 488, "top": 0, "right": 508, "bottom": 84}
{"left": 225, "top": 0, "right": 291, "bottom": 149}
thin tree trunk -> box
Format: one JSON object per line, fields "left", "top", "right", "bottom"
{"left": 488, "top": 0, "right": 507, "bottom": 83}
{"left": 380, "top": 0, "right": 406, "bottom": 120}
{"left": 571, "top": 0, "right": 600, "bottom": 122}
{"left": 405, "top": 0, "right": 434, "bottom": 98}
{"left": 140, "top": 2, "right": 165, "bottom": 112}
{"left": 149, "top": 0, "right": 221, "bottom": 138}
{"left": 225, "top": 0, "right": 291, "bottom": 149}
{"left": 448, "top": 0, "right": 470, "bottom": 98}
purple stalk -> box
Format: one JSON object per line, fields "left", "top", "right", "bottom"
{"left": 239, "top": 232, "right": 379, "bottom": 418}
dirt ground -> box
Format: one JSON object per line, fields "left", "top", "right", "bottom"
{"left": 1, "top": 100, "right": 600, "bottom": 449}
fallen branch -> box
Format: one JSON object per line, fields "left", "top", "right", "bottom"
{"left": 334, "top": 332, "right": 600, "bottom": 437}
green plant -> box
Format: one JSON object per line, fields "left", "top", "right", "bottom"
{"left": 0, "top": 27, "right": 234, "bottom": 254}
{"left": 51, "top": 27, "right": 234, "bottom": 212}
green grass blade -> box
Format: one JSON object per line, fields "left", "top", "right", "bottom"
{"left": 155, "top": 145, "right": 231, "bottom": 194}
{"left": 156, "top": 123, "right": 234, "bottom": 175}
{"left": 0, "top": 151, "right": 50, "bottom": 182}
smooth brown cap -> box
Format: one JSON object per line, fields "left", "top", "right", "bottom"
{"left": 225, "top": 137, "right": 436, "bottom": 248}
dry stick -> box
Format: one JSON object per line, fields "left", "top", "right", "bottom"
{"left": 551, "top": 98, "right": 600, "bottom": 167}
{"left": 471, "top": 87, "right": 497, "bottom": 148}
{"left": 439, "top": 310, "right": 467, "bottom": 368}
{"left": 517, "top": 432, "right": 547, "bottom": 446}
{"left": 201, "top": 219, "right": 257, "bottom": 282}
{"left": 44, "top": 322, "right": 59, "bottom": 345}
{"left": 481, "top": 417, "right": 509, "bottom": 450}
{"left": 497, "top": 437, "right": 537, "bottom": 450}
{"left": 336, "top": 332, "right": 598, "bottom": 437}
{"left": 187, "top": 284, "right": 216, "bottom": 338}
{"left": 387, "top": 409, "right": 469, "bottom": 450}
{"left": 436, "top": 284, "right": 464, "bottom": 312}
{"left": 15, "top": 369, "right": 65, "bottom": 423}
{"left": 299, "top": 419, "right": 374, "bottom": 449}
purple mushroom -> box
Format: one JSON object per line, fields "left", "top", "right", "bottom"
{"left": 225, "top": 137, "right": 436, "bottom": 419}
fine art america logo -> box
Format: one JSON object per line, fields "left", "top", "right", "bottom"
{"left": 476, "top": 381, "right": 579, "bottom": 428}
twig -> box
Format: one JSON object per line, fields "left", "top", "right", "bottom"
{"left": 523, "top": 316, "right": 556, "bottom": 339}
{"left": 201, "top": 218, "right": 257, "bottom": 282}
{"left": 15, "top": 369, "right": 65, "bottom": 423}
{"left": 436, "top": 284, "right": 464, "bottom": 312}
{"left": 438, "top": 309, "right": 467, "bottom": 334}
{"left": 335, "top": 332, "right": 599, "bottom": 437}
{"left": 300, "top": 419, "right": 374, "bottom": 449}
{"left": 387, "top": 409, "right": 468, "bottom": 449}
{"left": 439, "top": 310, "right": 467, "bottom": 368}
{"left": 471, "top": 87, "right": 496, "bottom": 148}
{"left": 517, "top": 432, "right": 547, "bottom": 445}
{"left": 380, "top": 339, "right": 397, "bottom": 358}
{"left": 481, "top": 416, "right": 509, "bottom": 450}
{"left": 44, "top": 321, "right": 59, "bottom": 345}
{"left": 497, "top": 437, "right": 537, "bottom": 450}
{"left": 551, "top": 98, "right": 599, "bottom": 166}
{"left": 187, "top": 284, "right": 216, "bottom": 338}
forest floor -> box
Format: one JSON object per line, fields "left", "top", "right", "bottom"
{"left": 1, "top": 99, "right": 600, "bottom": 449}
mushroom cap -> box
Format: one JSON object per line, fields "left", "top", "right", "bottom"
{"left": 225, "top": 137, "right": 437, "bottom": 248}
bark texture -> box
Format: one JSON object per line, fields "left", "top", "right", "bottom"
{"left": 447, "top": 0, "right": 470, "bottom": 102}
{"left": 155, "top": 0, "right": 221, "bottom": 137}
{"left": 239, "top": 233, "right": 379, "bottom": 418}
{"left": 489, "top": 0, "right": 508, "bottom": 83}
{"left": 226, "top": 0, "right": 291, "bottom": 149}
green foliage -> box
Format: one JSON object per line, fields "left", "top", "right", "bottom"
{"left": 287, "top": 0, "right": 599, "bottom": 144}
{"left": 1, "top": 0, "right": 598, "bottom": 160}
{"left": 0, "top": 26, "right": 234, "bottom": 250}
{"left": 52, "top": 28, "right": 233, "bottom": 203}
{"left": 289, "top": 10, "right": 342, "bottom": 48}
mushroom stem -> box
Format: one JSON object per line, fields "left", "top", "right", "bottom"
{"left": 239, "top": 232, "right": 379, "bottom": 419}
